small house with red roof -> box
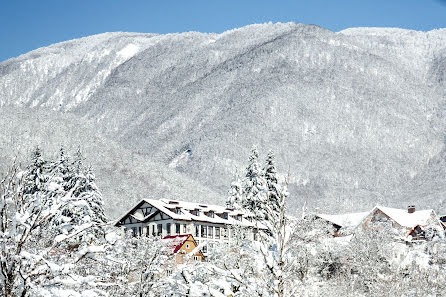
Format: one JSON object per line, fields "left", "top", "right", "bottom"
{"left": 162, "top": 234, "right": 204, "bottom": 264}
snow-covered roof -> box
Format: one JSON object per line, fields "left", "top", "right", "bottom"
{"left": 317, "top": 212, "right": 369, "bottom": 228}
{"left": 162, "top": 234, "right": 193, "bottom": 254}
{"left": 119, "top": 198, "right": 264, "bottom": 228}
{"left": 370, "top": 205, "right": 437, "bottom": 229}
{"left": 317, "top": 206, "right": 439, "bottom": 230}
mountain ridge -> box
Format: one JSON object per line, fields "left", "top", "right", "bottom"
{"left": 1, "top": 22, "right": 446, "bottom": 216}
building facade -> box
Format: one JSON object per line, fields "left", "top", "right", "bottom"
{"left": 115, "top": 199, "right": 262, "bottom": 255}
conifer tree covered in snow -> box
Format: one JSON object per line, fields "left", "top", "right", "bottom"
{"left": 263, "top": 150, "right": 281, "bottom": 215}
{"left": 23, "top": 146, "right": 48, "bottom": 196}
{"left": 242, "top": 146, "right": 267, "bottom": 220}
{"left": 228, "top": 147, "right": 286, "bottom": 233}
{"left": 0, "top": 160, "right": 100, "bottom": 297}
{"left": 58, "top": 149, "right": 107, "bottom": 241}
{"left": 27, "top": 147, "right": 108, "bottom": 243}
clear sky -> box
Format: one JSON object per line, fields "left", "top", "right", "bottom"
{"left": 1, "top": 0, "right": 446, "bottom": 62}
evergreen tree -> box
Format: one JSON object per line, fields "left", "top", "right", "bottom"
{"left": 242, "top": 146, "right": 267, "bottom": 220}
{"left": 22, "top": 147, "right": 107, "bottom": 244}
{"left": 57, "top": 151, "right": 107, "bottom": 242}
{"left": 263, "top": 150, "right": 282, "bottom": 217}
{"left": 23, "top": 146, "right": 48, "bottom": 195}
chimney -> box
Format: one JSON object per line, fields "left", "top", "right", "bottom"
{"left": 408, "top": 205, "right": 416, "bottom": 214}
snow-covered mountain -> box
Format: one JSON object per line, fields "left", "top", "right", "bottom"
{"left": 1, "top": 22, "right": 446, "bottom": 217}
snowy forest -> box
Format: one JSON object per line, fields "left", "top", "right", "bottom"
{"left": 2, "top": 147, "right": 446, "bottom": 297}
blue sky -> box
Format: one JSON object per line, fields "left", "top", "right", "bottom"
{"left": 1, "top": 0, "right": 446, "bottom": 62}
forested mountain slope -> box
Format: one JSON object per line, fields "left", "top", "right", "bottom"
{"left": 1, "top": 23, "right": 446, "bottom": 216}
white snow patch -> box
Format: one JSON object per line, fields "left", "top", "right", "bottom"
{"left": 117, "top": 44, "right": 139, "bottom": 60}
{"left": 168, "top": 149, "right": 191, "bottom": 168}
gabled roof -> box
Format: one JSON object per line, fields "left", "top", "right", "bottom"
{"left": 368, "top": 205, "right": 437, "bottom": 229}
{"left": 163, "top": 234, "right": 193, "bottom": 254}
{"left": 117, "top": 198, "right": 265, "bottom": 228}
{"left": 316, "top": 205, "right": 441, "bottom": 231}
{"left": 317, "top": 212, "right": 369, "bottom": 228}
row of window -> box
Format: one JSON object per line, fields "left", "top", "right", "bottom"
{"left": 195, "top": 225, "right": 227, "bottom": 239}
{"left": 131, "top": 223, "right": 188, "bottom": 237}
{"left": 130, "top": 223, "right": 256, "bottom": 240}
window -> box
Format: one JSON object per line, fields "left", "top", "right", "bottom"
{"left": 167, "top": 269, "right": 172, "bottom": 276}
{"left": 166, "top": 223, "right": 171, "bottom": 235}
{"left": 208, "top": 226, "right": 213, "bottom": 238}
{"left": 176, "top": 223, "right": 180, "bottom": 234}
{"left": 175, "top": 208, "right": 181, "bottom": 214}
{"left": 208, "top": 211, "right": 214, "bottom": 218}
{"left": 202, "top": 245, "right": 207, "bottom": 253}
{"left": 195, "top": 225, "right": 200, "bottom": 237}
{"left": 138, "top": 227, "right": 142, "bottom": 236}
{"left": 215, "top": 227, "right": 220, "bottom": 239}
{"left": 253, "top": 229, "right": 258, "bottom": 241}
{"left": 183, "top": 224, "right": 187, "bottom": 233}
{"left": 192, "top": 209, "right": 199, "bottom": 216}
{"left": 146, "top": 226, "right": 150, "bottom": 237}
{"left": 186, "top": 244, "right": 190, "bottom": 249}
{"left": 193, "top": 256, "right": 199, "bottom": 261}
{"left": 222, "top": 213, "right": 228, "bottom": 220}
{"left": 237, "top": 215, "right": 242, "bottom": 221}
{"left": 201, "top": 225, "right": 207, "bottom": 238}
{"left": 152, "top": 225, "right": 155, "bottom": 236}
{"left": 157, "top": 224, "right": 162, "bottom": 236}
{"left": 224, "top": 227, "right": 228, "bottom": 238}
{"left": 131, "top": 227, "right": 137, "bottom": 237}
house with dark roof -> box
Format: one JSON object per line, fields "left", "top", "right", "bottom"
{"left": 115, "top": 198, "right": 265, "bottom": 255}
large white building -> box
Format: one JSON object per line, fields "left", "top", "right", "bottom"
{"left": 115, "top": 198, "right": 263, "bottom": 254}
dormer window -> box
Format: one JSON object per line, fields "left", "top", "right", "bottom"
{"left": 237, "top": 215, "right": 242, "bottom": 221}
{"left": 222, "top": 212, "right": 228, "bottom": 220}
{"left": 175, "top": 207, "right": 181, "bottom": 214}
{"left": 192, "top": 209, "right": 199, "bottom": 216}
{"left": 208, "top": 211, "right": 214, "bottom": 218}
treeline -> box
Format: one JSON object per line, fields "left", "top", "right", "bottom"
{"left": 1, "top": 147, "right": 446, "bottom": 297}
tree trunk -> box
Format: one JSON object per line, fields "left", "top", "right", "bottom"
{"left": 4, "top": 277, "right": 14, "bottom": 297}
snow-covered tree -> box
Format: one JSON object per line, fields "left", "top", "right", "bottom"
{"left": 256, "top": 174, "right": 299, "bottom": 297}
{"left": 263, "top": 150, "right": 281, "bottom": 215}
{"left": 24, "top": 147, "right": 108, "bottom": 244}
{"left": 242, "top": 146, "right": 267, "bottom": 221}
{"left": 209, "top": 225, "right": 268, "bottom": 296}
{"left": 22, "top": 146, "right": 48, "bottom": 196}
{"left": 0, "top": 161, "right": 95, "bottom": 297}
